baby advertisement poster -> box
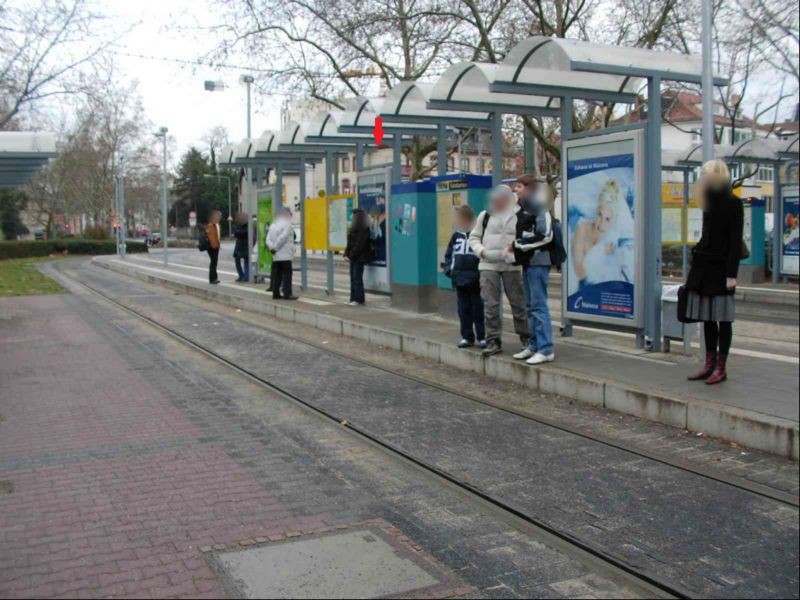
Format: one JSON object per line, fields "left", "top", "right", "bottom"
{"left": 564, "top": 135, "right": 640, "bottom": 323}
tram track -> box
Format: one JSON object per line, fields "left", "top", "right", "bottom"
{"left": 50, "top": 261, "right": 799, "bottom": 599}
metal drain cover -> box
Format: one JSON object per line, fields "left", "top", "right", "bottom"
{"left": 213, "top": 527, "right": 443, "bottom": 599}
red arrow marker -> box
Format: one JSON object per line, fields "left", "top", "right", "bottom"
{"left": 373, "top": 116, "right": 384, "bottom": 146}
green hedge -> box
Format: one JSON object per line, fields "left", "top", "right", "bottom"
{"left": 0, "top": 239, "right": 148, "bottom": 260}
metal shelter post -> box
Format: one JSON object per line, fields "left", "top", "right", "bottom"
{"left": 560, "top": 96, "right": 574, "bottom": 339}
{"left": 645, "top": 76, "right": 663, "bottom": 351}
{"left": 437, "top": 124, "right": 447, "bottom": 176}
{"left": 491, "top": 112, "right": 503, "bottom": 185}
{"left": 355, "top": 142, "right": 364, "bottom": 172}
{"left": 392, "top": 136, "right": 402, "bottom": 185}
{"left": 159, "top": 130, "right": 168, "bottom": 266}
{"left": 325, "top": 149, "right": 335, "bottom": 294}
{"left": 524, "top": 127, "right": 536, "bottom": 174}
{"left": 247, "top": 168, "right": 255, "bottom": 283}
{"left": 682, "top": 168, "right": 690, "bottom": 278}
{"left": 299, "top": 156, "right": 308, "bottom": 291}
{"left": 773, "top": 166, "right": 782, "bottom": 283}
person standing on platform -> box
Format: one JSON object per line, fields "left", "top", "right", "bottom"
{"left": 685, "top": 159, "right": 744, "bottom": 385}
{"left": 232, "top": 212, "right": 253, "bottom": 282}
{"left": 205, "top": 210, "right": 222, "bottom": 284}
{"left": 512, "top": 176, "right": 556, "bottom": 365}
{"left": 444, "top": 204, "right": 486, "bottom": 348}
{"left": 266, "top": 207, "right": 298, "bottom": 300}
{"left": 469, "top": 185, "right": 529, "bottom": 357}
{"left": 345, "top": 209, "right": 372, "bottom": 306}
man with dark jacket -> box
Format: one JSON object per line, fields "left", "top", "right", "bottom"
{"left": 444, "top": 205, "right": 486, "bottom": 348}
{"left": 512, "top": 175, "right": 555, "bottom": 365}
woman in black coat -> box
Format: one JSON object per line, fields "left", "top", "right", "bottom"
{"left": 232, "top": 212, "right": 252, "bottom": 282}
{"left": 685, "top": 160, "right": 744, "bottom": 385}
{"left": 344, "top": 209, "right": 373, "bottom": 305}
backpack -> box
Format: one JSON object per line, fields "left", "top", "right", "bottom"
{"left": 548, "top": 219, "right": 567, "bottom": 267}
{"left": 198, "top": 228, "right": 209, "bottom": 252}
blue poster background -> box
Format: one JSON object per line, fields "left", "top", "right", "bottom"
{"left": 357, "top": 181, "right": 387, "bottom": 266}
{"left": 781, "top": 194, "right": 799, "bottom": 276}
{"left": 566, "top": 149, "right": 637, "bottom": 321}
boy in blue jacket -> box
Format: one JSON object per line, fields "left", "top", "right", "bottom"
{"left": 444, "top": 205, "right": 486, "bottom": 348}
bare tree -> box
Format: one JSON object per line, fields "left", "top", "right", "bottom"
{"left": 25, "top": 77, "right": 160, "bottom": 234}
{"left": 0, "top": 0, "right": 119, "bottom": 129}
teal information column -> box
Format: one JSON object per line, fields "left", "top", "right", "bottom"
{"left": 740, "top": 197, "right": 766, "bottom": 283}
{"left": 390, "top": 180, "right": 438, "bottom": 312}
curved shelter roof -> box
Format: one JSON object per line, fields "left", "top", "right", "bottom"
{"left": 381, "top": 81, "right": 492, "bottom": 125}
{"left": 491, "top": 37, "right": 644, "bottom": 102}
{"left": 513, "top": 36, "right": 726, "bottom": 85}
{"left": 304, "top": 110, "right": 378, "bottom": 146}
{"left": 429, "top": 62, "right": 560, "bottom": 114}
{"left": 0, "top": 131, "right": 57, "bottom": 189}
{"left": 338, "top": 95, "right": 436, "bottom": 135}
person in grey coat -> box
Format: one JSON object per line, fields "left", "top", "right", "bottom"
{"left": 469, "top": 185, "right": 529, "bottom": 357}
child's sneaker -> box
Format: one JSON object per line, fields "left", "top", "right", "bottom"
{"left": 478, "top": 339, "right": 487, "bottom": 349}
{"left": 457, "top": 339, "right": 474, "bottom": 348}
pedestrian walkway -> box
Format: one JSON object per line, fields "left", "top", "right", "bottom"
{"left": 94, "top": 255, "right": 799, "bottom": 459}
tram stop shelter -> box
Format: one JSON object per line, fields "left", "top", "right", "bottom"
{"left": 425, "top": 36, "right": 727, "bottom": 352}
{"left": 0, "top": 131, "right": 56, "bottom": 189}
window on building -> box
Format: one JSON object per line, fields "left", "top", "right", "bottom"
{"left": 342, "top": 178, "right": 351, "bottom": 193}
{"left": 732, "top": 129, "right": 751, "bottom": 144}
{"left": 342, "top": 157, "right": 350, "bottom": 172}
{"left": 477, "top": 158, "right": 486, "bottom": 173}
{"left": 460, "top": 157, "right": 470, "bottom": 173}
{"left": 448, "top": 157, "right": 455, "bottom": 171}
{"left": 758, "top": 164, "right": 774, "bottom": 182}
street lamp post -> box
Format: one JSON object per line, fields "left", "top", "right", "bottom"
{"left": 204, "top": 75, "right": 255, "bottom": 282}
{"left": 240, "top": 75, "right": 255, "bottom": 284}
{"left": 154, "top": 127, "right": 169, "bottom": 266}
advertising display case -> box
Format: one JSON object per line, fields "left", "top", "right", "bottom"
{"left": 562, "top": 130, "right": 645, "bottom": 328}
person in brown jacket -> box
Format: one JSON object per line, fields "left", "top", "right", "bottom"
{"left": 206, "top": 210, "right": 222, "bottom": 284}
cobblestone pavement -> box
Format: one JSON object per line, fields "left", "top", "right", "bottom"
{"left": 0, "top": 285, "right": 644, "bottom": 597}
{"left": 61, "top": 260, "right": 799, "bottom": 599}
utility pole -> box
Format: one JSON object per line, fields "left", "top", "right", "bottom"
{"left": 155, "top": 127, "right": 169, "bottom": 266}
{"left": 116, "top": 155, "right": 126, "bottom": 257}
{"left": 701, "top": 0, "right": 714, "bottom": 162}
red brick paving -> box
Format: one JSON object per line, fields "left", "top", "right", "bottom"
{"left": 1, "top": 448, "right": 325, "bottom": 599}
{"left": 0, "top": 297, "right": 326, "bottom": 598}
{"left": 0, "top": 296, "right": 198, "bottom": 457}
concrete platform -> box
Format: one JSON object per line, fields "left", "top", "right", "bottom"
{"left": 93, "top": 255, "right": 800, "bottom": 459}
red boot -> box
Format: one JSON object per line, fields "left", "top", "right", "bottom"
{"left": 688, "top": 352, "right": 717, "bottom": 381}
{"left": 705, "top": 355, "right": 728, "bottom": 385}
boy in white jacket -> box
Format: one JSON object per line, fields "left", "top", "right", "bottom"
{"left": 266, "top": 207, "right": 298, "bottom": 300}
{"left": 469, "top": 185, "right": 530, "bottom": 356}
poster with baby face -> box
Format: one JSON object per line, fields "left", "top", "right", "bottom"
{"left": 564, "top": 134, "right": 641, "bottom": 325}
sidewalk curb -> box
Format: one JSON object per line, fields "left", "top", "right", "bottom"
{"left": 94, "top": 257, "right": 799, "bottom": 460}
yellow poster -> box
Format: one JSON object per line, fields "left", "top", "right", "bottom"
{"left": 436, "top": 181, "right": 467, "bottom": 270}
{"left": 304, "top": 195, "right": 328, "bottom": 251}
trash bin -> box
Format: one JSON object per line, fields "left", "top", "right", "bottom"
{"left": 662, "top": 285, "right": 695, "bottom": 355}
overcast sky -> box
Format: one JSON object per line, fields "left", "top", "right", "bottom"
{"left": 106, "top": 0, "right": 283, "bottom": 164}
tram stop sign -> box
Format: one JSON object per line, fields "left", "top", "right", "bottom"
{"left": 189, "top": 211, "right": 197, "bottom": 228}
